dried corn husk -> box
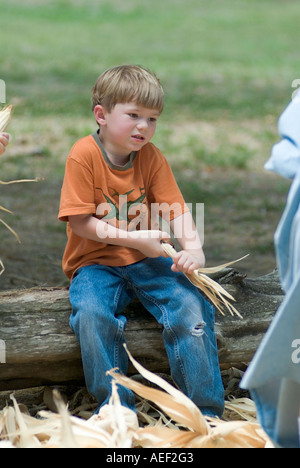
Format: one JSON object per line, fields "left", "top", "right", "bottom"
{"left": 108, "top": 348, "right": 210, "bottom": 435}
{"left": 0, "top": 217, "right": 21, "bottom": 244}
{"left": 0, "top": 259, "right": 4, "bottom": 276}
{"left": 224, "top": 397, "right": 257, "bottom": 422}
{"left": 0, "top": 178, "right": 42, "bottom": 185}
{"left": 0, "top": 349, "right": 273, "bottom": 448}
{"left": 0, "top": 105, "right": 13, "bottom": 133}
{"left": 0, "top": 385, "right": 139, "bottom": 448}
{"left": 107, "top": 345, "right": 273, "bottom": 449}
{"left": 161, "top": 242, "right": 247, "bottom": 318}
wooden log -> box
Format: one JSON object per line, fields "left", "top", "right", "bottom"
{"left": 0, "top": 269, "right": 284, "bottom": 390}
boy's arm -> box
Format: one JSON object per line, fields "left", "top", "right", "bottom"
{"left": 69, "top": 214, "right": 171, "bottom": 258}
{"left": 170, "top": 211, "right": 206, "bottom": 274}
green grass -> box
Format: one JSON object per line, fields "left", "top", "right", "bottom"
{"left": 0, "top": 0, "right": 298, "bottom": 120}
{"left": 1, "top": 0, "right": 297, "bottom": 178}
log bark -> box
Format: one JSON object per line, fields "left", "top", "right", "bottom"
{"left": 0, "top": 269, "right": 284, "bottom": 390}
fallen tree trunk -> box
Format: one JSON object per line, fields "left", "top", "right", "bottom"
{"left": 0, "top": 269, "right": 284, "bottom": 390}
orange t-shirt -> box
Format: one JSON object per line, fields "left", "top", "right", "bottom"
{"left": 58, "top": 131, "right": 189, "bottom": 280}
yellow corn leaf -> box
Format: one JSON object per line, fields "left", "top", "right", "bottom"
{"left": 108, "top": 346, "right": 272, "bottom": 449}
{"left": 135, "top": 425, "right": 201, "bottom": 448}
{"left": 51, "top": 389, "right": 78, "bottom": 448}
{"left": 108, "top": 345, "right": 209, "bottom": 434}
{"left": 161, "top": 242, "right": 246, "bottom": 318}
{"left": 0, "top": 218, "right": 21, "bottom": 243}
{"left": 10, "top": 394, "right": 41, "bottom": 448}
{"left": 0, "top": 178, "right": 42, "bottom": 185}
{"left": 0, "top": 259, "right": 4, "bottom": 276}
{"left": 0, "top": 205, "right": 13, "bottom": 214}
{"left": 225, "top": 397, "right": 257, "bottom": 422}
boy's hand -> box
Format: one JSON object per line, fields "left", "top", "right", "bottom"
{"left": 132, "top": 230, "right": 171, "bottom": 258}
{"left": 171, "top": 249, "right": 205, "bottom": 274}
{"left": 0, "top": 133, "right": 10, "bottom": 156}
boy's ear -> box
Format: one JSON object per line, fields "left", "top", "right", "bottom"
{"left": 94, "top": 105, "right": 107, "bottom": 126}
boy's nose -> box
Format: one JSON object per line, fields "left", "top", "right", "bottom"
{"left": 137, "top": 119, "right": 148, "bottom": 130}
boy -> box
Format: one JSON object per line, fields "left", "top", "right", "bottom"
{"left": 58, "top": 65, "right": 224, "bottom": 417}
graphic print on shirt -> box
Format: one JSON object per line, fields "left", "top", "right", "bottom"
{"left": 95, "top": 187, "right": 149, "bottom": 231}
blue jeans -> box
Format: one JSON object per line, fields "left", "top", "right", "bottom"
{"left": 69, "top": 257, "right": 224, "bottom": 417}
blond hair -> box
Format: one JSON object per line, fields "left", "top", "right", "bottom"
{"left": 91, "top": 65, "right": 164, "bottom": 113}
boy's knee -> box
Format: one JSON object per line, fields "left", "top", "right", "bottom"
{"left": 191, "top": 320, "right": 206, "bottom": 337}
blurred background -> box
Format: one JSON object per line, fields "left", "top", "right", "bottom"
{"left": 0, "top": 0, "right": 297, "bottom": 290}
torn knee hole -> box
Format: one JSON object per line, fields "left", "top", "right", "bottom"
{"left": 192, "top": 321, "right": 206, "bottom": 336}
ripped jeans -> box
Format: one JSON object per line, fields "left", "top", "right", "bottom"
{"left": 69, "top": 257, "right": 224, "bottom": 417}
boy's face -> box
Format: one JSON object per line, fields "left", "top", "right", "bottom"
{"left": 94, "top": 102, "right": 160, "bottom": 157}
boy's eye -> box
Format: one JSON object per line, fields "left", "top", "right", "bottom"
{"left": 127, "top": 113, "right": 157, "bottom": 122}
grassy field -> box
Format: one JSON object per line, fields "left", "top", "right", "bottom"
{"left": 0, "top": 0, "right": 297, "bottom": 289}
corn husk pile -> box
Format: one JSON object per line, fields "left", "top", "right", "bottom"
{"left": 0, "top": 347, "right": 273, "bottom": 449}
{"left": 161, "top": 242, "right": 248, "bottom": 318}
